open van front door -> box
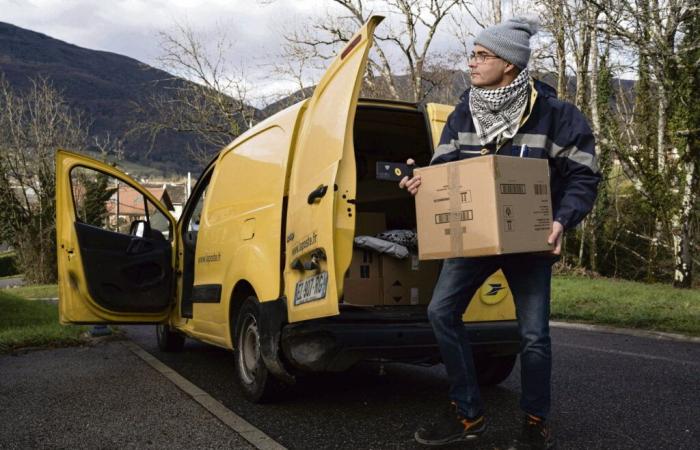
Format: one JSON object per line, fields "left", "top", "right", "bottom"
{"left": 56, "top": 150, "right": 177, "bottom": 324}
{"left": 284, "top": 16, "right": 383, "bottom": 323}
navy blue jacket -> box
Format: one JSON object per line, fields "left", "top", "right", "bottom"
{"left": 431, "top": 80, "right": 600, "bottom": 230}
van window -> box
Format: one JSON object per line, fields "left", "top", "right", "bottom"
{"left": 70, "top": 166, "right": 172, "bottom": 240}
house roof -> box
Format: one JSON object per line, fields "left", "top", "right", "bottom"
{"left": 106, "top": 185, "right": 174, "bottom": 215}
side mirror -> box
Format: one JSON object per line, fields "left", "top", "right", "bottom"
{"left": 129, "top": 220, "right": 150, "bottom": 238}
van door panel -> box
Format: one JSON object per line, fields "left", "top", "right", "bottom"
{"left": 75, "top": 222, "right": 172, "bottom": 312}
{"left": 284, "top": 16, "right": 384, "bottom": 323}
{"left": 56, "top": 150, "right": 175, "bottom": 324}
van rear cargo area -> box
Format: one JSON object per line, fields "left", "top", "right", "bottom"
{"left": 342, "top": 103, "right": 438, "bottom": 308}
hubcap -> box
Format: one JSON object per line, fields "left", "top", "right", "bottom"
{"left": 238, "top": 314, "right": 260, "bottom": 385}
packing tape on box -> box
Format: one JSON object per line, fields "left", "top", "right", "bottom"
{"left": 448, "top": 163, "right": 463, "bottom": 254}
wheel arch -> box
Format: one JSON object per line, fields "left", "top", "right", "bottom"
{"left": 227, "top": 279, "right": 257, "bottom": 349}
{"left": 226, "top": 280, "right": 295, "bottom": 385}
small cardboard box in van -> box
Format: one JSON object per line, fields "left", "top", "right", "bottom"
{"left": 414, "top": 155, "right": 553, "bottom": 259}
{"left": 344, "top": 248, "right": 382, "bottom": 306}
{"left": 382, "top": 255, "right": 440, "bottom": 305}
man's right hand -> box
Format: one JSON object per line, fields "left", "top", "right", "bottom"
{"left": 398, "top": 158, "right": 421, "bottom": 196}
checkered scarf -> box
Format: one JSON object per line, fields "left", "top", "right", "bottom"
{"left": 469, "top": 69, "right": 530, "bottom": 146}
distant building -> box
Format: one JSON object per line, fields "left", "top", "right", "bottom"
{"left": 162, "top": 183, "right": 188, "bottom": 220}
{"left": 106, "top": 185, "right": 175, "bottom": 233}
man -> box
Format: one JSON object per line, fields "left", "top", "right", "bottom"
{"left": 401, "top": 17, "right": 600, "bottom": 448}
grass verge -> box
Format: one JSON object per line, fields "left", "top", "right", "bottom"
{"left": 551, "top": 276, "right": 700, "bottom": 336}
{"left": 0, "top": 290, "right": 88, "bottom": 354}
{"left": 6, "top": 284, "right": 59, "bottom": 299}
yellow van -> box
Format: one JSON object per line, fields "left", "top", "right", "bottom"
{"left": 56, "top": 16, "right": 519, "bottom": 402}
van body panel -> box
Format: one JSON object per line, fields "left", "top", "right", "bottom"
{"left": 55, "top": 150, "right": 176, "bottom": 324}
{"left": 284, "top": 16, "right": 384, "bottom": 323}
{"left": 187, "top": 107, "right": 304, "bottom": 344}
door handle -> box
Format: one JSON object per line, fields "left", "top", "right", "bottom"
{"left": 307, "top": 184, "right": 328, "bottom": 204}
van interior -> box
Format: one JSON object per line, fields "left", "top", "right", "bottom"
{"left": 345, "top": 102, "right": 441, "bottom": 308}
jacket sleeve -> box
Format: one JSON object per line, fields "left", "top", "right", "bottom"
{"left": 551, "top": 107, "right": 601, "bottom": 230}
{"left": 430, "top": 108, "right": 461, "bottom": 166}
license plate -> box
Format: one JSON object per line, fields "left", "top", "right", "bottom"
{"left": 294, "top": 272, "right": 328, "bottom": 305}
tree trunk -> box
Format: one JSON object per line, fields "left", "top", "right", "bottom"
{"left": 574, "top": 6, "right": 591, "bottom": 110}
{"left": 673, "top": 142, "right": 698, "bottom": 288}
{"left": 588, "top": 11, "right": 601, "bottom": 273}
{"left": 555, "top": 2, "right": 567, "bottom": 99}
{"left": 578, "top": 219, "right": 587, "bottom": 266}
{"left": 491, "top": 0, "right": 502, "bottom": 24}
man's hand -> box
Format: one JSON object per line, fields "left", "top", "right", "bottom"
{"left": 398, "top": 158, "right": 421, "bottom": 196}
{"left": 548, "top": 221, "right": 564, "bottom": 255}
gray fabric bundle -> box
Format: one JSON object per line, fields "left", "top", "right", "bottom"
{"left": 354, "top": 236, "right": 409, "bottom": 259}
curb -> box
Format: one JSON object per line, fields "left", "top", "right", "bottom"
{"left": 551, "top": 321, "right": 700, "bottom": 343}
{"left": 122, "top": 340, "right": 286, "bottom": 450}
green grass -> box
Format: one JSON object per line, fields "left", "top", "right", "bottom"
{"left": 0, "top": 290, "right": 88, "bottom": 353}
{"left": 552, "top": 276, "right": 700, "bottom": 336}
{"left": 5, "top": 284, "right": 59, "bottom": 299}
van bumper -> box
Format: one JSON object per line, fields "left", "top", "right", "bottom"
{"left": 280, "top": 319, "right": 520, "bottom": 372}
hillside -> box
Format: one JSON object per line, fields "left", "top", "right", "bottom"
{"left": 0, "top": 22, "right": 245, "bottom": 175}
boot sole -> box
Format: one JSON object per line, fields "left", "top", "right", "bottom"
{"left": 414, "top": 425, "right": 486, "bottom": 446}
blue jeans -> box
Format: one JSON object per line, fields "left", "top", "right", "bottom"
{"left": 427, "top": 254, "right": 555, "bottom": 419}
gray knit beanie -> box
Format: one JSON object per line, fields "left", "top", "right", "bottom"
{"left": 474, "top": 17, "right": 539, "bottom": 69}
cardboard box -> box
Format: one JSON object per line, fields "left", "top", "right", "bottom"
{"left": 344, "top": 250, "right": 441, "bottom": 306}
{"left": 355, "top": 212, "right": 386, "bottom": 236}
{"left": 344, "top": 249, "right": 382, "bottom": 305}
{"left": 382, "top": 255, "right": 440, "bottom": 305}
{"left": 414, "top": 155, "right": 552, "bottom": 259}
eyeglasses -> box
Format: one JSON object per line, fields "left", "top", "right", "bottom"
{"left": 468, "top": 52, "right": 501, "bottom": 64}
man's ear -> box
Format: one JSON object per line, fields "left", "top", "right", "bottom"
{"left": 504, "top": 63, "right": 519, "bottom": 76}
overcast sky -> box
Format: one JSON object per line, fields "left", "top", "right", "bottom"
{"left": 1, "top": 0, "right": 491, "bottom": 105}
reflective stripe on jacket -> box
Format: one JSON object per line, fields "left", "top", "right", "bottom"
{"left": 431, "top": 79, "right": 601, "bottom": 230}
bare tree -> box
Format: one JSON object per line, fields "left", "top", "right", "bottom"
{"left": 0, "top": 75, "right": 88, "bottom": 283}
{"left": 536, "top": 0, "right": 568, "bottom": 98}
{"left": 277, "top": 0, "right": 472, "bottom": 103}
{"left": 134, "top": 22, "right": 257, "bottom": 166}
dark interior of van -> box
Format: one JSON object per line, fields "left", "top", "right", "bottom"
{"left": 354, "top": 104, "right": 433, "bottom": 228}
{"left": 345, "top": 103, "right": 440, "bottom": 308}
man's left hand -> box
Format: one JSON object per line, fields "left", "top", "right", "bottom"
{"left": 548, "top": 221, "right": 564, "bottom": 255}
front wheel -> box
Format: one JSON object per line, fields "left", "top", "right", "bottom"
{"left": 234, "top": 297, "right": 283, "bottom": 403}
{"left": 156, "top": 323, "right": 185, "bottom": 352}
{"left": 475, "top": 354, "right": 517, "bottom": 386}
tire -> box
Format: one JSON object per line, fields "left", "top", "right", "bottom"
{"left": 156, "top": 323, "right": 185, "bottom": 352}
{"left": 475, "top": 354, "right": 517, "bottom": 386}
{"left": 234, "top": 297, "right": 284, "bottom": 403}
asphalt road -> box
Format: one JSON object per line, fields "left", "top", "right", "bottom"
{"left": 0, "top": 341, "right": 254, "bottom": 450}
{"left": 124, "top": 325, "right": 699, "bottom": 450}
